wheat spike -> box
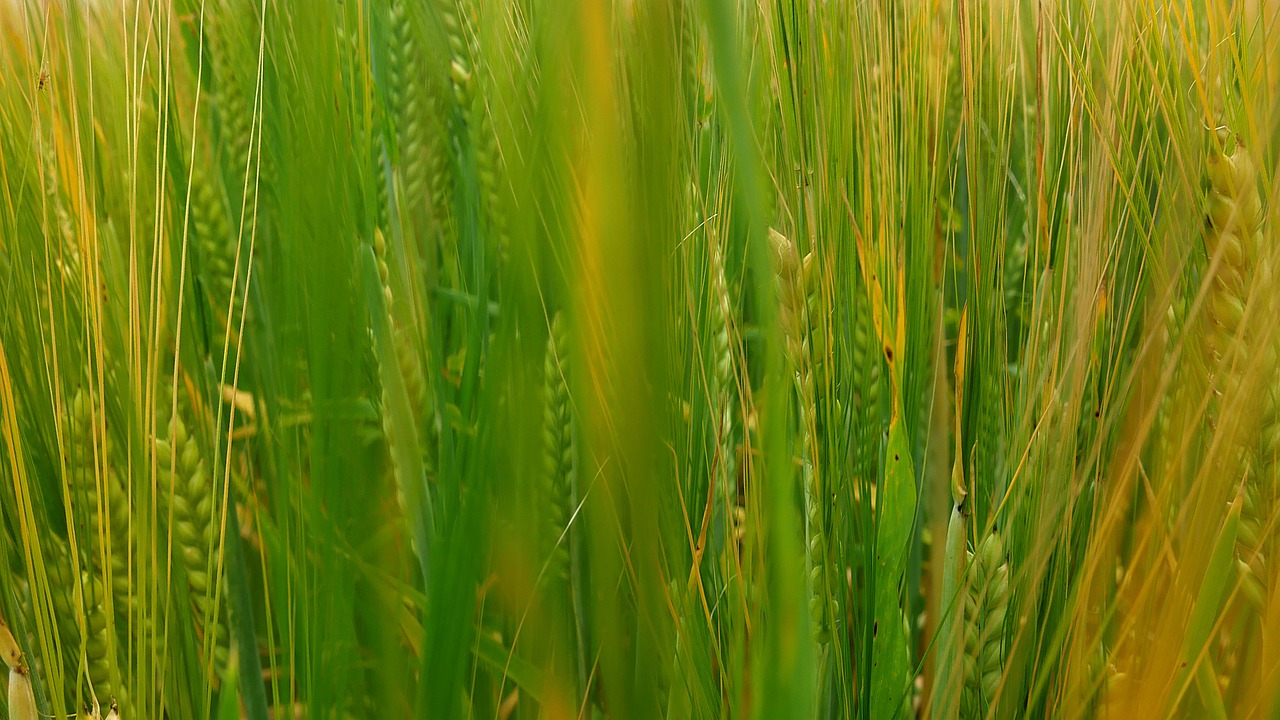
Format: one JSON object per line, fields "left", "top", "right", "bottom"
{"left": 962, "top": 530, "right": 1009, "bottom": 718}
{"left": 372, "top": 229, "right": 436, "bottom": 566}
{"left": 541, "top": 313, "right": 576, "bottom": 580}
{"left": 708, "top": 232, "right": 739, "bottom": 528}
{"left": 389, "top": 0, "right": 442, "bottom": 221}
{"left": 852, "top": 288, "right": 882, "bottom": 483}
{"left": 437, "top": 0, "right": 507, "bottom": 262}
{"left": 208, "top": 19, "right": 252, "bottom": 187}
{"left": 65, "top": 390, "right": 132, "bottom": 618}
{"left": 189, "top": 166, "right": 244, "bottom": 348}
{"left": 770, "top": 227, "right": 837, "bottom": 645}
{"left": 1198, "top": 130, "right": 1276, "bottom": 612}
{"left": 41, "top": 536, "right": 128, "bottom": 714}
{"left": 1239, "top": 383, "right": 1277, "bottom": 609}
{"left": 373, "top": 229, "right": 432, "bottom": 423}
{"left": 156, "top": 412, "right": 229, "bottom": 677}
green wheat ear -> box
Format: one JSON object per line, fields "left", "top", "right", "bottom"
{"left": 155, "top": 410, "right": 229, "bottom": 679}
{"left": 64, "top": 390, "right": 131, "bottom": 619}
{"left": 962, "top": 530, "right": 1009, "bottom": 718}
{"left": 708, "top": 229, "right": 739, "bottom": 533}
{"left": 542, "top": 312, "right": 576, "bottom": 581}
{"left": 40, "top": 536, "right": 127, "bottom": 715}
{"left": 372, "top": 229, "right": 432, "bottom": 426}
{"left": 435, "top": 0, "right": 507, "bottom": 263}
{"left": 389, "top": 0, "right": 449, "bottom": 234}
{"left": 852, "top": 286, "right": 882, "bottom": 482}
{"left": 208, "top": 17, "right": 252, "bottom": 186}
{"left": 770, "top": 227, "right": 837, "bottom": 645}
{"left": 188, "top": 164, "right": 243, "bottom": 346}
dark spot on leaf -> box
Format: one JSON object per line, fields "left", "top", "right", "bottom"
{"left": 885, "top": 346, "right": 893, "bottom": 363}
{"left": 894, "top": 453, "right": 899, "bottom": 461}
{"left": 873, "top": 621, "right": 878, "bottom": 638}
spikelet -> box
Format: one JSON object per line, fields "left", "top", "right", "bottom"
{"left": 962, "top": 530, "right": 1009, "bottom": 718}
{"left": 769, "top": 227, "right": 837, "bottom": 644}
{"left": 541, "top": 313, "right": 575, "bottom": 581}
{"left": 155, "top": 412, "right": 228, "bottom": 677}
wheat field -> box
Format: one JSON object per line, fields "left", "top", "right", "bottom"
{"left": 0, "top": 0, "right": 1278, "bottom": 718}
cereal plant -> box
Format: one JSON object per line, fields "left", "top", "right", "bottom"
{"left": 1, "top": 1, "right": 1279, "bottom": 718}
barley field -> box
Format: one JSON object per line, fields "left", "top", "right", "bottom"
{"left": 0, "top": 0, "right": 1278, "bottom": 718}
